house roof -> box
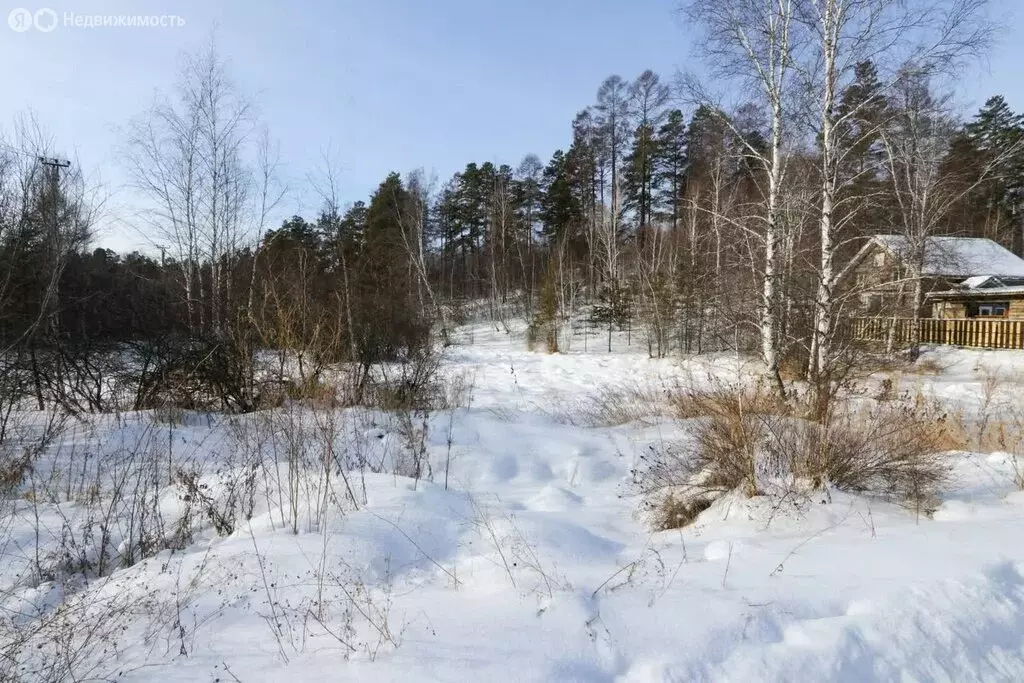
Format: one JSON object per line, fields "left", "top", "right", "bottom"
{"left": 928, "top": 285, "right": 1024, "bottom": 300}
{"left": 870, "top": 235, "right": 1024, "bottom": 278}
{"left": 961, "top": 275, "right": 1000, "bottom": 289}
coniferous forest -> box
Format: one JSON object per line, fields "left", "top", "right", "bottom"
{"left": 4, "top": 39, "right": 1023, "bottom": 416}
{"left": 9, "top": 2, "right": 1024, "bottom": 681}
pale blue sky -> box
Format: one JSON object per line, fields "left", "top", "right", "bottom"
{"left": 1, "top": 0, "right": 1022, "bottom": 251}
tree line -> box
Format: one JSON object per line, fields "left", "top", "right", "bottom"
{"left": 2, "top": 0, "right": 1021, "bottom": 417}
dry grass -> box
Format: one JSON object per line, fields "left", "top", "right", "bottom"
{"left": 636, "top": 383, "right": 956, "bottom": 529}
{"left": 668, "top": 382, "right": 791, "bottom": 421}
{"left": 767, "top": 404, "right": 952, "bottom": 512}
{"left": 651, "top": 494, "right": 714, "bottom": 531}
{"left": 550, "top": 384, "right": 670, "bottom": 427}
{"left": 908, "top": 357, "right": 946, "bottom": 376}
{"left": 549, "top": 377, "right": 779, "bottom": 429}
{"left": 778, "top": 352, "right": 808, "bottom": 382}
{"left": 284, "top": 377, "right": 341, "bottom": 407}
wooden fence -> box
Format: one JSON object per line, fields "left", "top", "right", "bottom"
{"left": 851, "top": 317, "right": 1024, "bottom": 350}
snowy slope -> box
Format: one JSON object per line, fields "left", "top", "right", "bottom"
{"left": 3, "top": 325, "right": 1024, "bottom": 682}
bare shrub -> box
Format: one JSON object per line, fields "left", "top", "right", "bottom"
{"left": 940, "top": 373, "right": 1024, "bottom": 490}
{"left": 636, "top": 384, "right": 953, "bottom": 529}
{"left": 526, "top": 262, "right": 559, "bottom": 354}
{"left": 286, "top": 376, "right": 340, "bottom": 406}
{"left": 0, "top": 409, "right": 67, "bottom": 494}
{"left": 910, "top": 357, "right": 946, "bottom": 376}
{"left": 1, "top": 578, "right": 160, "bottom": 683}
{"left": 764, "top": 403, "right": 953, "bottom": 512}
{"left": 668, "top": 380, "right": 791, "bottom": 421}
{"left": 174, "top": 468, "right": 237, "bottom": 536}
{"left": 550, "top": 384, "right": 669, "bottom": 427}
{"left": 365, "top": 348, "right": 445, "bottom": 412}
{"left": 778, "top": 348, "right": 808, "bottom": 382}
{"left": 875, "top": 376, "right": 899, "bottom": 402}
{"left": 439, "top": 368, "right": 476, "bottom": 411}
{"left": 651, "top": 493, "right": 714, "bottom": 531}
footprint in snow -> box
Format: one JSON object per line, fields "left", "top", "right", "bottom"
{"left": 526, "top": 484, "right": 584, "bottom": 512}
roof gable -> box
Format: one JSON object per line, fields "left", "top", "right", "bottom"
{"left": 871, "top": 235, "right": 1024, "bottom": 278}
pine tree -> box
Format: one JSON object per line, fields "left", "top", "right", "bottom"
{"left": 364, "top": 174, "right": 409, "bottom": 267}
{"left": 514, "top": 154, "right": 544, "bottom": 304}
{"left": 835, "top": 61, "right": 888, "bottom": 180}
{"left": 356, "top": 173, "right": 426, "bottom": 360}
{"left": 623, "top": 123, "right": 659, "bottom": 231}
{"left": 964, "top": 96, "right": 1024, "bottom": 252}
{"left": 569, "top": 110, "right": 601, "bottom": 234}
{"left": 595, "top": 76, "right": 631, "bottom": 220}
{"left": 623, "top": 70, "right": 670, "bottom": 231}
{"left": 539, "top": 150, "right": 583, "bottom": 248}
{"left": 654, "top": 109, "right": 688, "bottom": 231}
{"left": 833, "top": 61, "right": 890, "bottom": 241}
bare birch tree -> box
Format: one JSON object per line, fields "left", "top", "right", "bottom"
{"left": 401, "top": 168, "right": 447, "bottom": 333}
{"left": 246, "top": 128, "right": 287, "bottom": 323}
{"left": 309, "top": 150, "right": 359, "bottom": 363}
{"left": 124, "top": 40, "right": 256, "bottom": 336}
{"left": 800, "top": 0, "right": 993, "bottom": 388}
{"left": 685, "top": 0, "right": 802, "bottom": 391}
{"left": 880, "top": 66, "right": 1020, "bottom": 355}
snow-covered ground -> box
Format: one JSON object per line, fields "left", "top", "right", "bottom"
{"left": 3, "top": 325, "right": 1024, "bottom": 682}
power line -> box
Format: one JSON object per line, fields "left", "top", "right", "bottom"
{"left": 0, "top": 141, "right": 70, "bottom": 167}
{"left": 39, "top": 157, "right": 71, "bottom": 171}
{"left": 0, "top": 141, "right": 38, "bottom": 160}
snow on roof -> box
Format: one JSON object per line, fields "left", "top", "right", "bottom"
{"left": 872, "top": 235, "right": 1024, "bottom": 278}
{"left": 928, "top": 285, "right": 1024, "bottom": 299}
{"left": 961, "top": 275, "right": 1000, "bottom": 289}
{"left": 959, "top": 275, "right": 1024, "bottom": 289}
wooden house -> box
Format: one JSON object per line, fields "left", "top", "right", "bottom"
{"left": 927, "top": 276, "right": 1024, "bottom": 319}
{"left": 847, "top": 235, "right": 1024, "bottom": 319}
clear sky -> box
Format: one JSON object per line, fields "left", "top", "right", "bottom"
{"left": 2, "top": 0, "right": 1022, "bottom": 251}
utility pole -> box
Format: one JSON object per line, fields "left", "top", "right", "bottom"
{"left": 39, "top": 156, "right": 70, "bottom": 251}
{"left": 30, "top": 156, "right": 71, "bottom": 410}
{"left": 40, "top": 157, "right": 70, "bottom": 197}
{"left": 39, "top": 156, "right": 70, "bottom": 291}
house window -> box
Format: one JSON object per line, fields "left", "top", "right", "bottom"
{"left": 976, "top": 302, "right": 1009, "bottom": 317}
{"left": 861, "top": 294, "right": 882, "bottom": 315}
{"left": 874, "top": 252, "right": 885, "bottom": 267}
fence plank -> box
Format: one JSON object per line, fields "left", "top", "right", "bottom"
{"left": 851, "top": 317, "right": 1024, "bottom": 350}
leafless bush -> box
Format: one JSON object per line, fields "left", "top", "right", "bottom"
{"left": 0, "top": 409, "right": 67, "bottom": 494}
{"left": 668, "top": 379, "right": 792, "bottom": 421}
{"left": 636, "top": 384, "right": 954, "bottom": 529}
{"left": 0, "top": 416, "right": 222, "bottom": 681}
{"left": 650, "top": 493, "right": 714, "bottom": 531}
{"left": 550, "top": 383, "right": 670, "bottom": 427}
{"left": 909, "top": 357, "right": 946, "bottom": 376}
{"left": 764, "top": 403, "right": 953, "bottom": 512}
{"left": 439, "top": 368, "right": 475, "bottom": 411}
{"left": 940, "top": 372, "right": 1024, "bottom": 490}
{"left": 526, "top": 263, "right": 560, "bottom": 354}
{"left": 467, "top": 494, "right": 562, "bottom": 599}
{"left": 364, "top": 348, "right": 445, "bottom": 412}
{"left": 0, "top": 577, "right": 160, "bottom": 682}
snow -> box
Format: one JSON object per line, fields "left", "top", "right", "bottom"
{"left": 4, "top": 325, "right": 1024, "bottom": 681}
{"left": 958, "top": 275, "right": 1024, "bottom": 290}
{"left": 872, "top": 234, "right": 1024, "bottom": 278}
{"left": 932, "top": 284, "right": 1024, "bottom": 298}
{"left": 962, "top": 275, "right": 998, "bottom": 289}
